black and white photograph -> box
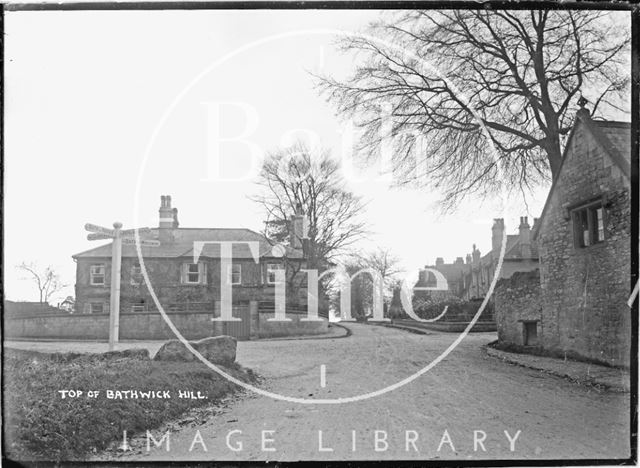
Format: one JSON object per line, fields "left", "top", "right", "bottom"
{"left": 2, "top": 2, "right": 638, "bottom": 465}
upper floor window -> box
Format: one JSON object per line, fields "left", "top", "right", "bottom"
{"left": 229, "top": 264, "right": 241, "bottom": 285}
{"left": 572, "top": 202, "right": 605, "bottom": 248}
{"left": 267, "top": 263, "right": 284, "bottom": 284}
{"left": 182, "top": 263, "right": 206, "bottom": 284}
{"left": 90, "top": 264, "right": 105, "bottom": 285}
{"left": 131, "top": 264, "right": 143, "bottom": 285}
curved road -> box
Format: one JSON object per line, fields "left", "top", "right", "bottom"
{"left": 105, "top": 323, "right": 630, "bottom": 462}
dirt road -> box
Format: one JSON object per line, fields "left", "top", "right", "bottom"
{"left": 104, "top": 323, "right": 630, "bottom": 462}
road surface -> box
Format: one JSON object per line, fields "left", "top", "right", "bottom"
{"left": 100, "top": 323, "right": 630, "bottom": 462}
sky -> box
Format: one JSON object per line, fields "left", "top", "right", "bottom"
{"left": 4, "top": 9, "right": 628, "bottom": 303}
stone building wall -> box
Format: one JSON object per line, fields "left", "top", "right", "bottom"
{"left": 75, "top": 257, "right": 308, "bottom": 315}
{"left": 537, "top": 121, "right": 631, "bottom": 367}
{"left": 494, "top": 270, "right": 542, "bottom": 346}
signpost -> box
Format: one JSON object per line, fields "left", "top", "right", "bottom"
{"left": 84, "top": 223, "right": 159, "bottom": 350}
{"left": 120, "top": 238, "right": 161, "bottom": 247}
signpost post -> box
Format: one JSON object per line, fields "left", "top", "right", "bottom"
{"left": 109, "top": 223, "right": 123, "bottom": 351}
{"left": 84, "top": 222, "right": 159, "bottom": 351}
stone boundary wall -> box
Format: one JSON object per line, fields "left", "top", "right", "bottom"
{"left": 4, "top": 303, "right": 328, "bottom": 341}
{"left": 253, "top": 308, "right": 328, "bottom": 339}
{"left": 4, "top": 310, "right": 220, "bottom": 341}
{"left": 494, "top": 270, "right": 542, "bottom": 346}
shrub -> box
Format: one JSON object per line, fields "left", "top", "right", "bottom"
{"left": 408, "top": 298, "right": 494, "bottom": 322}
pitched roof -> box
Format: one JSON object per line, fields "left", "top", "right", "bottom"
{"left": 504, "top": 234, "right": 539, "bottom": 260}
{"left": 72, "top": 228, "right": 304, "bottom": 260}
{"left": 532, "top": 112, "right": 631, "bottom": 240}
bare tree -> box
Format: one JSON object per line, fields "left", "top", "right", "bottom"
{"left": 251, "top": 142, "right": 369, "bottom": 270}
{"left": 17, "top": 262, "right": 66, "bottom": 304}
{"left": 341, "top": 247, "right": 403, "bottom": 318}
{"left": 317, "top": 10, "right": 630, "bottom": 209}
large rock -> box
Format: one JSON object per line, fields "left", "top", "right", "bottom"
{"left": 153, "top": 335, "right": 237, "bottom": 365}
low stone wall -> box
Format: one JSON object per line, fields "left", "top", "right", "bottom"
{"left": 4, "top": 311, "right": 219, "bottom": 341}
{"left": 494, "top": 269, "right": 542, "bottom": 346}
{"left": 252, "top": 309, "right": 328, "bottom": 339}
{"left": 4, "top": 303, "right": 328, "bottom": 341}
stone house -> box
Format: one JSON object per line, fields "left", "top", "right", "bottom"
{"left": 463, "top": 217, "right": 540, "bottom": 300}
{"left": 413, "top": 257, "right": 467, "bottom": 301}
{"left": 497, "top": 108, "right": 631, "bottom": 367}
{"left": 413, "top": 217, "right": 539, "bottom": 302}
{"left": 72, "top": 195, "right": 310, "bottom": 316}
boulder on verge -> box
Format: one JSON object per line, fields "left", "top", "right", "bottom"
{"left": 153, "top": 335, "right": 237, "bottom": 365}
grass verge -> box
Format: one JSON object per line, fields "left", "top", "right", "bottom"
{"left": 3, "top": 347, "right": 256, "bottom": 462}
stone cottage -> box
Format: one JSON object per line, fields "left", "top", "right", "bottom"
{"left": 463, "top": 217, "right": 540, "bottom": 300}
{"left": 73, "top": 195, "right": 311, "bottom": 317}
{"left": 413, "top": 216, "right": 539, "bottom": 301}
{"left": 497, "top": 107, "right": 631, "bottom": 367}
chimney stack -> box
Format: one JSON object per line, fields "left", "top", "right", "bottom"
{"left": 435, "top": 257, "right": 444, "bottom": 268}
{"left": 466, "top": 254, "right": 472, "bottom": 264}
{"left": 519, "top": 216, "right": 532, "bottom": 258}
{"left": 159, "top": 195, "right": 176, "bottom": 243}
{"left": 492, "top": 218, "right": 505, "bottom": 255}
{"left": 472, "top": 244, "right": 481, "bottom": 264}
{"left": 289, "top": 203, "right": 307, "bottom": 250}
{"left": 455, "top": 257, "right": 464, "bottom": 265}
{"left": 172, "top": 207, "right": 179, "bottom": 228}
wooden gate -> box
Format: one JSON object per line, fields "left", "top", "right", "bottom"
{"left": 219, "top": 305, "right": 251, "bottom": 341}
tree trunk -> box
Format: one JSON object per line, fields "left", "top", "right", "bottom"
{"left": 545, "top": 141, "right": 563, "bottom": 180}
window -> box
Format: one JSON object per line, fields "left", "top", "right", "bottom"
{"left": 90, "top": 264, "right": 105, "bottom": 285}
{"left": 181, "top": 263, "right": 206, "bottom": 284}
{"left": 523, "top": 321, "right": 538, "bottom": 346}
{"left": 572, "top": 202, "right": 605, "bottom": 248}
{"left": 130, "top": 264, "right": 142, "bottom": 285}
{"left": 89, "top": 302, "right": 104, "bottom": 314}
{"left": 229, "top": 264, "right": 241, "bottom": 285}
{"left": 131, "top": 304, "right": 145, "bottom": 313}
{"left": 267, "top": 263, "right": 284, "bottom": 284}
{"left": 187, "top": 264, "right": 200, "bottom": 283}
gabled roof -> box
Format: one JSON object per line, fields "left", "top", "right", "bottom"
{"left": 476, "top": 232, "right": 538, "bottom": 266}
{"left": 504, "top": 233, "right": 539, "bottom": 260}
{"left": 73, "top": 228, "right": 304, "bottom": 260}
{"left": 532, "top": 111, "right": 631, "bottom": 240}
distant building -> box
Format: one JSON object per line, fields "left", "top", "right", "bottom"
{"left": 463, "top": 217, "right": 540, "bottom": 300}
{"left": 413, "top": 257, "right": 466, "bottom": 301}
{"left": 413, "top": 217, "right": 539, "bottom": 301}
{"left": 72, "top": 195, "right": 310, "bottom": 316}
